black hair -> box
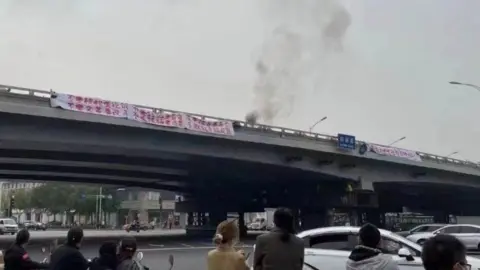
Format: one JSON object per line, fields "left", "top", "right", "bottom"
{"left": 359, "top": 223, "right": 380, "bottom": 248}
{"left": 273, "top": 208, "right": 295, "bottom": 242}
{"left": 422, "top": 234, "right": 467, "bottom": 270}
{"left": 98, "top": 241, "right": 118, "bottom": 270}
{"left": 15, "top": 229, "right": 30, "bottom": 246}
{"left": 67, "top": 227, "right": 84, "bottom": 246}
{"left": 120, "top": 237, "right": 137, "bottom": 254}
{"left": 99, "top": 242, "right": 117, "bottom": 256}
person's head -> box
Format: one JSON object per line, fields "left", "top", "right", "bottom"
{"left": 67, "top": 227, "right": 84, "bottom": 248}
{"left": 118, "top": 237, "right": 137, "bottom": 258}
{"left": 422, "top": 234, "right": 469, "bottom": 270}
{"left": 99, "top": 242, "right": 117, "bottom": 258}
{"left": 273, "top": 208, "right": 295, "bottom": 242}
{"left": 358, "top": 223, "right": 381, "bottom": 248}
{"left": 213, "top": 220, "right": 239, "bottom": 246}
{"left": 98, "top": 242, "right": 117, "bottom": 268}
{"left": 15, "top": 229, "right": 30, "bottom": 247}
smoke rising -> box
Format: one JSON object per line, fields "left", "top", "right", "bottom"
{"left": 250, "top": 0, "right": 352, "bottom": 125}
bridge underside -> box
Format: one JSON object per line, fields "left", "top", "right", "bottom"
{"left": 0, "top": 112, "right": 479, "bottom": 231}
{"left": 375, "top": 182, "right": 480, "bottom": 215}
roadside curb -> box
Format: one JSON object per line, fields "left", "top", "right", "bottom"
{"left": 0, "top": 233, "right": 188, "bottom": 249}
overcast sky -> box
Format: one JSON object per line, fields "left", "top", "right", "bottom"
{"left": 1, "top": 0, "right": 479, "bottom": 161}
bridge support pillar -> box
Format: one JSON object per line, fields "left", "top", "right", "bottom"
{"left": 358, "top": 177, "right": 374, "bottom": 191}
{"left": 238, "top": 212, "right": 247, "bottom": 238}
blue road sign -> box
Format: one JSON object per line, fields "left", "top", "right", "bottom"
{"left": 338, "top": 133, "right": 356, "bottom": 151}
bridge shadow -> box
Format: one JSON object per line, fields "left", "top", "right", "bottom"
{"left": 375, "top": 182, "right": 480, "bottom": 215}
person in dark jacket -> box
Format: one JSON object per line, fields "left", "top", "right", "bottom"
{"left": 90, "top": 242, "right": 118, "bottom": 270}
{"left": 422, "top": 234, "right": 469, "bottom": 270}
{"left": 4, "top": 229, "right": 48, "bottom": 270}
{"left": 346, "top": 223, "right": 399, "bottom": 270}
{"left": 48, "top": 227, "right": 89, "bottom": 270}
{"left": 116, "top": 238, "right": 140, "bottom": 270}
{"left": 253, "top": 208, "right": 304, "bottom": 270}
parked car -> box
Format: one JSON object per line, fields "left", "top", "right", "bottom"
{"left": 22, "top": 220, "right": 47, "bottom": 231}
{"left": 0, "top": 218, "right": 18, "bottom": 235}
{"left": 252, "top": 226, "right": 480, "bottom": 270}
{"left": 247, "top": 218, "right": 267, "bottom": 231}
{"left": 396, "top": 223, "right": 446, "bottom": 237}
{"left": 407, "top": 224, "right": 480, "bottom": 249}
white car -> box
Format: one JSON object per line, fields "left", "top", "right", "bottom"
{"left": 294, "top": 226, "right": 480, "bottom": 270}
{"left": 0, "top": 218, "right": 18, "bottom": 235}
{"left": 407, "top": 224, "right": 480, "bottom": 249}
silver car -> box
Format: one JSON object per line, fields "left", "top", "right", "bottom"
{"left": 397, "top": 224, "right": 446, "bottom": 237}
{"left": 407, "top": 224, "right": 480, "bottom": 249}
{"left": 296, "top": 226, "right": 480, "bottom": 270}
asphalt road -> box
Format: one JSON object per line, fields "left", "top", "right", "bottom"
{"left": 24, "top": 237, "right": 256, "bottom": 270}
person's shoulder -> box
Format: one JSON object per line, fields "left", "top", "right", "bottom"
{"left": 379, "top": 253, "right": 399, "bottom": 269}
{"left": 292, "top": 235, "right": 304, "bottom": 244}
{"left": 207, "top": 249, "right": 219, "bottom": 258}
{"left": 256, "top": 232, "right": 271, "bottom": 242}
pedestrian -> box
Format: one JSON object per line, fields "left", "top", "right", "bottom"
{"left": 4, "top": 229, "right": 48, "bottom": 270}
{"left": 346, "top": 223, "right": 399, "bottom": 270}
{"left": 116, "top": 237, "right": 141, "bottom": 270}
{"left": 90, "top": 242, "right": 118, "bottom": 270}
{"left": 207, "top": 220, "right": 249, "bottom": 270}
{"left": 49, "top": 227, "right": 89, "bottom": 270}
{"left": 253, "top": 208, "right": 304, "bottom": 270}
{"left": 422, "top": 234, "right": 470, "bottom": 270}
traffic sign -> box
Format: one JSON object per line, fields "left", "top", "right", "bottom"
{"left": 338, "top": 133, "right": 356, "bottom": 151}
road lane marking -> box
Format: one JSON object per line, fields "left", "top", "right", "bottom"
{"left": 148, "top": 244, "right": 165, "bottom": 247}
{"left": 180, "top": 243, "right": 194, "bottom": 247}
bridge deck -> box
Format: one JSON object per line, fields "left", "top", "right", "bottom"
{"left": 0, "top": 83, "right": 478, "bottom": 178}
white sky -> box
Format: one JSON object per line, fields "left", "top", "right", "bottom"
{"left": 1, "top": 0, "right": 479, "bottom": 161}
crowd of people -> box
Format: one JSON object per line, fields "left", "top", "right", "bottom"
{"left": 2, "top": 227, "right": 142, "bottom": 270}
{"left": 0, "top": 207, "right": 472, "bottom": 270}
{"left": 208, "top": 207, "right": 471, "bottom": 270}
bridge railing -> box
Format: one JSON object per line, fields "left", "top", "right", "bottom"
{"left": 0, "top": 84, "right": 478, "bottom": 170}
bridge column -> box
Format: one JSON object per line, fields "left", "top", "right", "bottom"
{"left": 238, "top": 212, "right": 247, "bottom": 238}
{"left": 350, "top": 177, "right": 381, "bottom": 227}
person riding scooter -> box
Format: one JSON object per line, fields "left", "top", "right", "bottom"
{"left": 116, "top": 238, "right": 141, "bottom": 270}
{"left": 90, "top": 242, "right": 118, "bottom": 270}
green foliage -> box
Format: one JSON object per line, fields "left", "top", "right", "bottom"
{"left": 11, "top": 183, "right": 121, "bottom": 215}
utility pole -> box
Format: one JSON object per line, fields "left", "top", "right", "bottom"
{"left": 158, "top": 193, "right": 163, "bottom": 229}
{"left": 99, "top": 187, "right": 103, "bottom": 227}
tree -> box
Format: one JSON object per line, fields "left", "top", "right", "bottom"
{"left": 14, "top": 189, "right": 32, "bottom": 212}
{"left": 30, "top": 183, "right": 78, "bottom": 221}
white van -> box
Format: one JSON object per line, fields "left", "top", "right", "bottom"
{"left": 0, "top": 218, "right": 18, "bottom": 235}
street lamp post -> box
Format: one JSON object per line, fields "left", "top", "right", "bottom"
{"left": 309, "top": 116, "right": 328, "bottom": 132}
{"left": 449, "top": 81, "right": 480, "bottom": 92}
{"left": 389, "top": 136, "right": 406, "bottom": 146}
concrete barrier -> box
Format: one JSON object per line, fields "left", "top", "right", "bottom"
{"left": 0, "top": 229, "right": 186, "bottom": 248}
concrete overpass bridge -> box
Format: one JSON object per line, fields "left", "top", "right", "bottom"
{"left": 0, "top": 84, "right": 479, "bottom": 230}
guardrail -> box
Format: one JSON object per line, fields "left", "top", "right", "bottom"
{"left": 0, "top": 83, "right": 478, "bottom": 170}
